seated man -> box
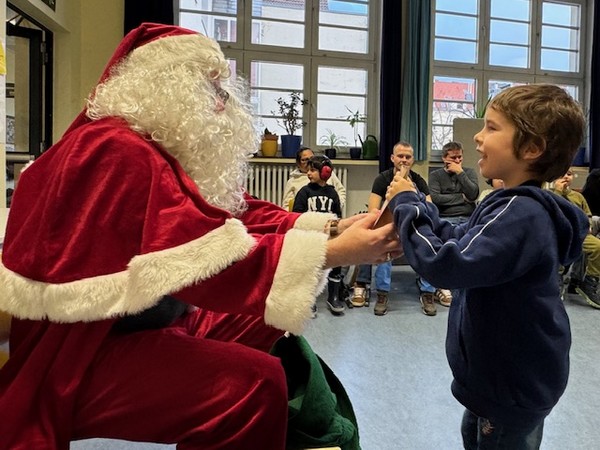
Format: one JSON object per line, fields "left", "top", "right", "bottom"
{"left": 351, "top": 141, "right": 452, "bottom": 316}
{"left": 553, "top": 168, "right": 600, "bottom": 308}
{"left": 429, "top": 141, "right": 479, "bottom": 225}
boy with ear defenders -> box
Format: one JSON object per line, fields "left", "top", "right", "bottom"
{"left": 293, "top": 156, "right": 345, "bottom": 315}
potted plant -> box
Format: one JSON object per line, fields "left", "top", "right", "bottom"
{"left": 345, "top": 107, "right": 367, "bottom": 159}
{"left": 261, "top": 128, "right": 278, "bottom": 157}
{"left": 273, "top": 91, "right": 308, "bottom": 158}
{"left": 319, "top": 129, "right": 348, "bottom": 159}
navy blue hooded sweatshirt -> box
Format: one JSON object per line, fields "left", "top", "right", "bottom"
{"left": 389, "top": 184, "right": 588, "bottom": 427}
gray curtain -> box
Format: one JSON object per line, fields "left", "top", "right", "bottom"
{"left": 399, "top": 0, "right": 431, "bottom": 161}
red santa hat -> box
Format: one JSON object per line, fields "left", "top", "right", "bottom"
{"left": 65, "top": 23, "right": 200, "bottom": 134}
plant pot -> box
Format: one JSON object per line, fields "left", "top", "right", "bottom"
{"left": 281, "top": 135, "right": 302, "bottom": 158}
{"left": 349, "top": 146, "right": 362, "bottom": 160}
{"left": 261, "top": 139, "right": 278, "bottom": 157}
{"left": 324, "top": 148, "right": 337, "bottom": 159}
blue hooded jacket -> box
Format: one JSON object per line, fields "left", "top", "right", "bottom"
{"left": 389, "top": 184, "right": 588, "bottom": 426}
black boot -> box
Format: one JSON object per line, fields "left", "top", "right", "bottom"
{"left": 327, "top": 277, "right": 346, "bottom": 314}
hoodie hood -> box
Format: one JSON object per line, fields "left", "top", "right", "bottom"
{"left": 475, "top": 185, "right": 588, "bottom": 267}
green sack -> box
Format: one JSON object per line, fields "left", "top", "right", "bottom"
{"left": 361, "top": 135, "right": 378, "bottom": 160}
{"left": 270, "top": 335, "right": 361, "bottom": 450}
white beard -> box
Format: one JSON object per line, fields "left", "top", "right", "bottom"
{"left": 161, "top": 96, "right": 257, "bottom": 217}
{"left": 86, "top": 34, "right": 259, "bottom": 217}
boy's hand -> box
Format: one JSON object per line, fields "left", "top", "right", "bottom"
{"left": 325, "top": 213, "right": 402, "bottom": 268}
{"left": 386, "top": 171, "right": 417, "bottom": 202}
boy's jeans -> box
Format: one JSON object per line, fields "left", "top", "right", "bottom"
{"left": 461, "top": 409, "right": 544, "bottom": 450}
{"left": 356, "top": 262, "right": 391, "bottom": 292}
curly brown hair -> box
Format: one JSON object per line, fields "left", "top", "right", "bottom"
{"left": 488, "top": 84, "right": 586, "bottom": 183}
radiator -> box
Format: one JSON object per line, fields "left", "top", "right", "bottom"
{"left": 246, "top": 163, "right": 348, "bottom": 217}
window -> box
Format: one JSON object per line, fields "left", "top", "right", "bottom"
{"left": 431, "top": 0, "right": 586, "bottom": 159}
{"left": 177, "top": 0, "right": 378, "bottom": 151}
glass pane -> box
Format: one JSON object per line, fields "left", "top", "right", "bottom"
{"left": 321, "top": 0, "right": 368, "bottom": 28}
{"left": 431, "top": 124, "right": 455, "bottom": 153}
{"left": 252, "top": 0, "right": 305, "bottom": 21}
{"left": 541, "top": 25, "right": 579, "bottom": 51}
{"left": 489, "top": 43, "right": 529, "bottom": 68}
{"left": 251, "top": 89, "right": 306, "bottom": 137}
{"left": 543, "top": 2, "right": 580, "bottom": 27}
{"left": 435, "top": 13, "right": 477, "bottom": 40}
{"left": 317, "top": 94, "right": 365, "bottom": 119}
{"left": 319, "top": 27, "right": 368, "bottom": 53}
{"left": 490, "top": 19, "right": 529, "bottom": 45}
{"left": 488, "top": 80, "right": 527, "bottom": 99}
{"left": 250, "top": 61, "right": 304, "bottom": 90}
{"left": 251, "top": 19, "right": 304, "bottom": 47}
{"left": 317, "top": 67, "right": 368, "bottom": 95}
{"left": 491, "top": 0, "right": 530, "bottom": 21}
{"left": 317, "top": 120, "right": 352, "bottom": 149}
{"left": 433, "top": 76, "right": 476, "bottom": 102}
{"left": 541, "top": 48, "right": 579, "bottom": 72}
{"left": 180, "top": 0, "right": 237, "bottom": 14}
{"left": 558, "top": 84, "right": 579, "bottom": 100}
{"left": 180, "top": 13, "right": 237, "bottom": 42}
{"left": 436, "top": 0, "right": 477, "bottom": 15}
{"left": 434, "top": 39, "right": 477, "bottom": 63}
{"left": 227, "top": 58, "right": 237, "bottom": 77}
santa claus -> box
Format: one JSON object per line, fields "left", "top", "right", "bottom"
{"left": 0, "top": 23, "right": 399, "bottom": 449}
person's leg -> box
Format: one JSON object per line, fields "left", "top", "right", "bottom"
{"left": 475, "top": 415, "right": 544, "bottom": 450}
{"left": 355, "top": 264, "right": 372, "bottom": 285}
{"left": 461, "top": 409, "right": 479, "bottom": 450}
{"left": 417, "top": 277, "right": 437, "bottom": 316}
{"left": 577, "top": 234, "right": 600, "bottom": 308}
{"left": 352, "top": 264, "right": 372, "bottom": 307}
{"left": 72, "top": 312, "right": 288, "bottom": 450}
{"left": 326, "top": 267, "right": 345, "bottom": 314}
{"left": 374, "top": 262, "right": 392, "bottom": 292}
{"left": 373, "top": 262, "right": 391, "bottom": 316}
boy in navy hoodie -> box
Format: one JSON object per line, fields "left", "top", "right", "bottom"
{"left": 385, "top": 84, "right": 588, "bottom": 449}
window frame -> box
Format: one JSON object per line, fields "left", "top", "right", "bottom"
{"left": 430, "top": 0, "right": 587, "bottom": 160}
{"left": 176, "top": 0, "right": 380, "bottom": 151}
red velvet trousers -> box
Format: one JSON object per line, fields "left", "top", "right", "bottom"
{"left": 70, "top": 309, "right": 288, "bottom": 449}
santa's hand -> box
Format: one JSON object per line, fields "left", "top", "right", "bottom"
{"left": 335, "top": 213, "right": 368, "bottom": 236}
{"left": 324, "top": 213, "right": 401, "bottom": 268}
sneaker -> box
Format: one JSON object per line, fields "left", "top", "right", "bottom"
{"left": 311, "top": 303, "right": 318, "bottom": 318}
{"left": 351, "top": 286, "right": 367, "bottom": 307}
{"left": 420, "top": 292, "right": 437, "bottom": 316}
{"left": 374, "top": 291, "right": 389, "bottom": 316}
{"left": 575, "top": 276, "right": 600, "bottom": 309}
{"left": 434, "top": 288, "right": 452, "bottom": 307}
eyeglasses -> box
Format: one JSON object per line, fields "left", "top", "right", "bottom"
{"left": 215, "top": 86, "right": 230, "bottom": 104}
